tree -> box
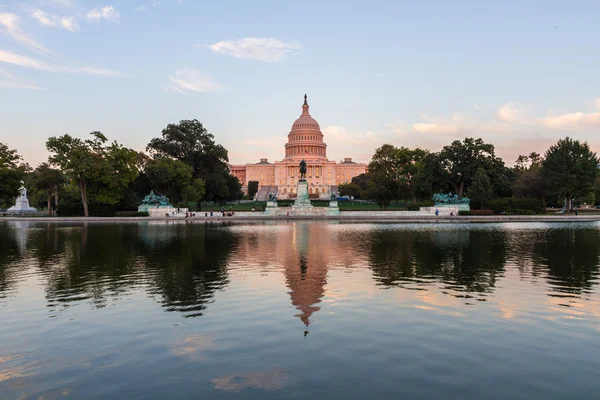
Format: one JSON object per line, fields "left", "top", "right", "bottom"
{"left": 29, "top": 163, "right": 65, "bottom": 216}
{"left": 542, "top": 137, "right": 599, "bottom": 211}
{"left": 0, "top": 143, "right": 29, "bottom": 207}
{"left": 468, "top": 168, "right": 493, "bottom": 208}
{"left": 350, "top": 173, "right": 371, "bottom": 199}
{"left": 338, "top": 182, "right": 361, "bottom": 198}
{"left": 367, "top": 170, "right": 397, "bottom": 209}
{"left": 367, "top": 144, "right": 401, "bottom": 206}
{"left": 147, "top": 120, "right": 233, "bottom": 201}
{"left": 395, "top": 147, "right": 428, "bottom": 202}
{"left": 438, "top": 138, "right": 501, "bottom": 198}
{"left": 144, "top": 157, "right": 194, "bottom": 202}
{"left": 47, "top": 132, "right": 139, "bottom": 217}
{"left": 512, "top": 154, "right": 546, "bottom": 205}
{"left": 182, "top": 179, "right": 206, "bottom": 206}
{"left": 247, "top": 181, "right": 259, "bottom": 200}
{"left": 225, "top": 174, "right": 243, "bottom": 202}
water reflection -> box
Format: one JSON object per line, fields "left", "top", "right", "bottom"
{"left": 1, "top": 221, "right": 600, "bottom": 399}
{"left": 1, "top": 222, "right": 599, "bottom": 319}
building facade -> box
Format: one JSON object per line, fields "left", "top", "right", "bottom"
{"left": 230, "top": 95, "right": 368, "bottom": 199}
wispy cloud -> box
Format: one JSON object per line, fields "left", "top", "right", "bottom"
{"left": 30, "top": 9, "right": 80, "bottom": 32}
{"left": 0, "top": 48, "right": 125, "bottom": 76}
{"left": 86, "top": 6, "right": 120, "bottom": 23}
{"left": 0, "top": 12, "right": 52, "bottom": 53}
{"left": 0, "top": 69, "right": 42, "bottom": 90}
{"left": 0, "top": 49, "right": 52, "bottom": 70}
{"left": 206, "top": 38, "right": 301, "bottom": 62}
{"left": 166, "top": 68, "right": 222, "bottom": 93}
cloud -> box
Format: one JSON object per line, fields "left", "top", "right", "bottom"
{"left": 135, "top": 6, "right": 147, "bottom": 12}
{"left": 0, "top": 48, "right": 124, "bottom": 76}
{"left": 497, "top": 103, "right": 526, "bottom": 123}
{"left": 0, "top": 49, "right": 52, "bottom": 70}
{"left": 542, "top": 111, "right": 600, "bottom": 131}
{"left": 0, "top": 69, "right": 42, "bottom": 89}
{"left": 0, "top": 12, "right": 52, "bottom": 53}
{"left": 206, "top": 38, "right": 301, "bottom": 62}
{"left": 31, "top": 9, "right": 56, "bottom": 27}
{"left": 412, "top": 122, "right": 460, "bottom": 134}
{"left": 86, "top": 6, "right": 120, "bottom": 23}
{"left": 60, "top": 16, "right": 79, "bottom": 31}
{"left": 166, "top": 68, "right": 222, "bottom": 93}
{"left": 30, "top": 9, "right": 80, "bottom": 32}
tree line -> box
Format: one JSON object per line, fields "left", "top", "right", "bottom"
{"left": 339, "top": 137, "right": 599, "bottom": 212}
{"left": 0, "top": 120, "right": 242, "bottom": 216}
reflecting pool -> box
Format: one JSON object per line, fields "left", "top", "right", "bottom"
{"left": 1, "top": 221, "right": 599, "bottom": 399}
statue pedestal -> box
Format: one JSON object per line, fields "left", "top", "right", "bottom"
{"left": 292, "top": 181, "right": 313, "bottom": 209}
{"left": 328, "top": 200, "right": 340, "bottom": 216}
{"left": 264, "top": 200, "right": 279, "bottom": 215}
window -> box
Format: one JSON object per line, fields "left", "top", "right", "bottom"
{"left": 322, "top": 188, "right": 326, "bottom": 193}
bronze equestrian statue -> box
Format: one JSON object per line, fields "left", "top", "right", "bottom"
{"left": 299, "top": 160, "right": 307, "bottom": 181}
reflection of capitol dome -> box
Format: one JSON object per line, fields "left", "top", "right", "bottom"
{"left": 284, "top": 95, "right": 327, "bottom": 160}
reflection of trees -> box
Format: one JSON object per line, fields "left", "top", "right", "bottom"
{"left": 0, "top": 222, "right": 21, "bottom": 298}
{"left": 19, "top": 222, "right": 236, "bottom": 317}
{"left": 531, "top": 228, "right": 600, "bottom": 296}
{"left": 363, "top": 227, "right": 508, "bottom": 297}
{"left": 142, "top": 222, "right": 236, "bottom": 317}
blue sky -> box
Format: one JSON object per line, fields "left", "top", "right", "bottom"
{"left": 1, "top": 0, "right": 599, "bottom": 167}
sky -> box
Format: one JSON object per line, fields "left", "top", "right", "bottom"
{"left": 1, "top": 0, "right": 600, "bottom": 167}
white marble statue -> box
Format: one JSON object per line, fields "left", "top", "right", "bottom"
{"left": 7, "top": 181, "right": 37, "bottom": 213}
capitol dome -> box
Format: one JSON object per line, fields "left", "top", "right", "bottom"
{"left": 284, "top": 95, "right": 327, "bottom": 160}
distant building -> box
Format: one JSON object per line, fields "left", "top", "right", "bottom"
{"left": 230, "top": 95, "right": 368, "bottom": 199}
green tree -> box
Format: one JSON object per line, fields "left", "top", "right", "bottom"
{"left": 338, "top": 182, "right": 361, "bottom": 198}
{"left": 350, "top": 173, "right": 371, "bottom": 199}
{"left": 47, "top": 132, "right": 139, "bottom": 217}
{"left": 395, "top": 147, "right": 428, "bottom": 202}
{"left": 367, "top": 144, "right": 401, "bottom": 207}
{"left": 512, "top": 153, "right": 546, "bottom": 205}
{"left": 247, "top": 180, "right": 259, "bottom": 200}
{"left": 468, "top": 168, "right": 493, "bottom": 208}
{"left": 147, "top": 119, "right": 233, "bottom": 201}
{"left": 28, "top": 163, "right": 65, "bottom": 216}
{"left": 438, "top": 138, "right": 501, "bottom": 198}
{"left": 367, "top": 170, "right": 397, "bottom": 209}
{"left": 0, "top": 143, "right": 29, "bottom": 207}
{"left": 182, "top": 179, "right": 206, "bottom": 206}
{"left": 225, "top": 174, "right": 243, "bottom": 202}
{"left": 144, "top": 157, "right": 194, "bottom": 202}
{"left": 542, "top": 137, "right": 599, "bottom": 211}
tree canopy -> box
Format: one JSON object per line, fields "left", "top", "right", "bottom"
{"left": 147, "top": 119, "right": 235, "bottom": 202}
{"left": 47, "top": 132, "right": 139, "bottom": 216}
{"left": 542, "top": 137, "right": 598, "bottom": 211}
{"left": 0, "top": 143, "right": 29, "bottom": 207}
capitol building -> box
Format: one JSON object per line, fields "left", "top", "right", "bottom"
{"left": 231, "top": 95, "right": 368, "bottom": 200}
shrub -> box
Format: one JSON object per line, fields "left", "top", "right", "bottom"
{"left": 115, "top": 211, "right": 149, "bottom": 217}
{"left": 486, "top": 198, "right": 544, "bottom": 215}
{"left": 458, "top": 210, "right": 471, "bottom": 215}
{"left": 57, "top": 203, "right": 117, "bottom": 217}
